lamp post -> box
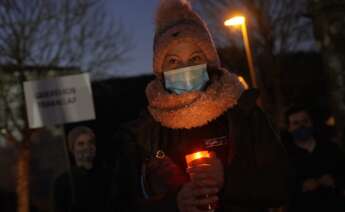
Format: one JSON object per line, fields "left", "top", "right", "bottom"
{"left": 224, "top": 16, "right": 257, "bottom": 88}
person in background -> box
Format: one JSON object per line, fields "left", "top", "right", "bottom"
{"left": 116, "top": 1, "right": 289, "bottom": 212}
{"left": 52, "top": 126, "right": 112, "bottom": 212}
{"left": 283, "top": 105, "right": 345, "bottom": 212}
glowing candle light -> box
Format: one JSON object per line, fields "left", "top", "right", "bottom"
{"left": 185, "top": 151, "right": 210, "bottom": 168}
{"left": 185, "top": 151, "right": 216, "bottom": 211}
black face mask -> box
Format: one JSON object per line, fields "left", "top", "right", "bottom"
{"left": 291, "top": 127, "right": 314, "bottom": 141}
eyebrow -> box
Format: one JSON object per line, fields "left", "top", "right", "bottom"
{"left": 165, "top": 54, "right": 179, "bottom": 58}
{"left": 192, "top": 51, "right": 204, "bottom": 55}
{"left": 165, "top": 51, "right": 204, "bottom": 59}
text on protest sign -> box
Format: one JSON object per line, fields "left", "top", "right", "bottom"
{"left": 24, "top": 73, "right": 95, "bottom": 128}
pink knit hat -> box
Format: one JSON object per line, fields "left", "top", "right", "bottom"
{"left": 153, "top": 0, "right": 220, "bottom": 77}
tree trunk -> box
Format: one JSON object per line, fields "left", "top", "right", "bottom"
{"left": 16, "top": 138, "right": 30, "bottom": 212}
{"left": 256, "top": 48, "right": 286, "bottom": 128}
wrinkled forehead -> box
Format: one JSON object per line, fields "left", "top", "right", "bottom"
{"left": 165, "top": 41, "right": 203, "bottom": 56}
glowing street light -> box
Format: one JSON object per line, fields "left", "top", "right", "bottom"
{"left": 224, "top": 16, "right": 245, "bottom": 26}
{"left": 224, "top": 16, "right": 257, "bottom": 88}
{"left": 237, "top": 76, "right": 249, "bottom": 90}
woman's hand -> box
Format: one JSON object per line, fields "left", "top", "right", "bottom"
{"left": 146, "top": 156, "right": 189, "bottom": 193}
{"left": 177, "top": 182, "right": 218, "bottom": 212}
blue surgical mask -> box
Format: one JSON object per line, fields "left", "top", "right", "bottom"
{"left": 291, "top": 127, "right": 314, "bottom": 141}
{"left": 164, "top": 64, "right": 209, "bottom": 95}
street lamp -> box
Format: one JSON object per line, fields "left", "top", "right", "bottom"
{"left": 237, "top": 76, "right": 249, "bottom": 90}
{"left": 224, "top": 16, "right": 257, "bottom": 88}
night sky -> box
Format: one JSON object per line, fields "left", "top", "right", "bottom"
{"left": 106, "top": 0, "right": 160, "bottom": 76}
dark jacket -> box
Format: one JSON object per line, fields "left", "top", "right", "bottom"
{"left": 52, "top": 166, "right": 112, "bottom": 212}
{"left": 116, "top": 90, "right": 289, "bottom": 212}
{"left": 283, "top": 137, "right": 345, "bottom": 212}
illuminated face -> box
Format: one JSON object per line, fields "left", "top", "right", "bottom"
{"left": 72, "top": 133, "right": 96, "bottom": 170}
{"left": 162, "top": 42, "right": 207, "bottom": 71}
{"left": 288, "top": 111, "right": 313, "bottom": 132}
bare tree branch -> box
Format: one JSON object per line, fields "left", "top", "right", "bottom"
{"left": 196, "top": 0, "right": 312, "bottom": 54}
{"left": 0, "top": 0, "right": 131, "bottom": 74}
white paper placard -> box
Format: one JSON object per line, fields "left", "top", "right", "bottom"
{"left": 24, "top": 73, "right": 95, "bottom": 128}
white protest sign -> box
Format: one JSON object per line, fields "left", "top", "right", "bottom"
{"left": 24, "top": 73, "right": 95, "bottom": 128}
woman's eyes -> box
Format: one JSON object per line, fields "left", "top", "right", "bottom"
{"left": 191, "top": 55, "right": 201, "bottom": 63}
{"left": 168, "top": 58, "right": 178, "bottom": 65}
{"left": 190, "top": 54, "right": 205, "bottom": 64}
{"left": 163, "top": 54, "right": 205, "bottom": 69}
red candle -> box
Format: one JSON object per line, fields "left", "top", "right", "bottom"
{"left": 185, "top": 151, "right": 217, "bottom": 211}
{"left": 185, "top": 151, "right": 210, "bottom": 168}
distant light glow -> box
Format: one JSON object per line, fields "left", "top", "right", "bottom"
{"left": 0, "top": 128, "right": 6, "bottom": 134}
{"left": 224, "top": 16, "right": 245, "bottom": 26}
{"left": 326, "top": 116, "right": 336, "bottom": 126}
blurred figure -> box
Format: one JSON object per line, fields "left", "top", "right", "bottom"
{"left": 283, "top": 106, "right": 345, "bottom": 212}
{"left": 52, "top": 126, "right": 112, "bottom": 212}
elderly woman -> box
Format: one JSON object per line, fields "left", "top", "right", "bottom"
{"left": 117, "top": 1, "right": 288, "bottom": 212}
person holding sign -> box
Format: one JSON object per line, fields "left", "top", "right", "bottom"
{"left": 116, "top": 1, "right": 288, "bottom": 211}
{"left": 52, "top": 126, "right": 112, "bottom": 212}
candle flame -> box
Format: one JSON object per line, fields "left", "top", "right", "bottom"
{"left": 185, "top": 151, "right": 210, "bottom": 167}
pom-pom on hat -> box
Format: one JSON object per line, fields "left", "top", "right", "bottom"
{"left": 153, "top": 0, "right": 220, "bottom": 77}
